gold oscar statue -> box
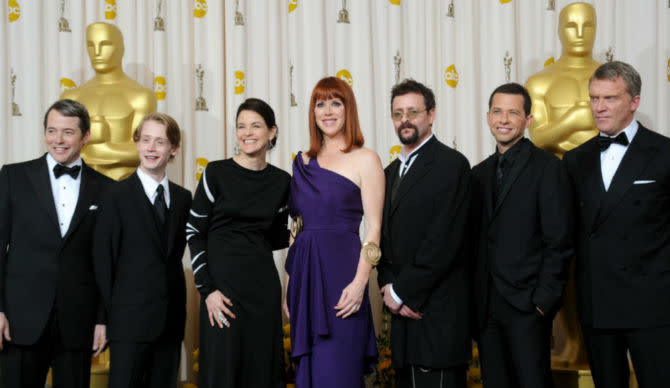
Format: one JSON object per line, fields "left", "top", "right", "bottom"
{"left": 525, "top": 2, "right": 595, "bottom": 372}
{"left": 61, "top": 22, "right": 157, "bottom": 180}
{"left": 526, "top": 2, "right": 599, "bottom": 159}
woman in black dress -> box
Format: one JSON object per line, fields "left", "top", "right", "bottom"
{"left": 187, "top": 98, "right": 290, "bottom": 388}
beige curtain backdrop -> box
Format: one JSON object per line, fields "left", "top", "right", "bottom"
{"left": 2, "top": 0, "right": 670, "bottom": 384}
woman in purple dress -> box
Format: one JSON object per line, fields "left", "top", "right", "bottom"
{"left": 283, "top": 76, "right": 385, "bottom": 388}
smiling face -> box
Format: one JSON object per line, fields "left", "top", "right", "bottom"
{"left": 236, "top": 110, "right": 276, "bottom": 157}
{"left": 45, "top": 109, "right": 90, "bottom": 166}
{"left": 313, "top": 97, "right": 346, "bottom": 139}
{"left": 487, "top": 92, "right": 533, "bottom": 153}
{"left": 589, "top": 77, "right": 640, "bottom": 136}
{"left": 135, "top": 120, "right": 178, "bottom": 178}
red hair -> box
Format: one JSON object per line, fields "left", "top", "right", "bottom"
{"left": 306, "top": 76, "right": 364, "bottom": 157}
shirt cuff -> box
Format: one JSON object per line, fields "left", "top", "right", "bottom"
{"left": 390, "top": 285, "right": 403, "bottom": 305}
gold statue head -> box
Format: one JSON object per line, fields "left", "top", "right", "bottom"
{"left": 558, "top": 2, "right": 596, "bottom": 57}
{"left": 86, "top": 22, "right": 124, "bottom": 73}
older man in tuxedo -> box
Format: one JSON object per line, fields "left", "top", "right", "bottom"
{"left": 563, "top": 61, "right": 670, "bottom": 387}
{"left": 378, "top": 79, "right": 472, "bottom": 388}
{"left": 0, "top": 99, "right": 113, "bottom": 388}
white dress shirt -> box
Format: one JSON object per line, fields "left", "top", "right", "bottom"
{"left": 600, "top": 121, "right": 639, "bottom": 191}
{"left": 136, "top": 168, "right": 170, "bottom": 208}
{"left": 389, "top": 134, "right": 435, "bottom": 305}
{"left": 396, "top": 134, "right": 434, "bottom": 177}
{"left": 46, "top": 154, "right": 82, "bottom": 236}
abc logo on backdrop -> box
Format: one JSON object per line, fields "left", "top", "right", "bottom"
{"left": 9, "top": 0, "right": 20, "bottom": 22}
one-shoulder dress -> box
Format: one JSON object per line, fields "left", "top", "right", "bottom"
{"left": 285, "top": 152, "right": 377, "bottom": 388}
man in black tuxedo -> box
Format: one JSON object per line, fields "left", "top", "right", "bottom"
{"left": 0, "top": 99, "right": 113, "bottom": 387}
{"left": 471, "top": 83, "right": 573, "bottom": 388}
{"left": 377, "top": 79, "right": 472, "bottom": 388}
{"left": 564, "top": 61, "right": 670, "bottom": 387}
{"left": 93, "top": 113, "right": 191, "bottom": 388}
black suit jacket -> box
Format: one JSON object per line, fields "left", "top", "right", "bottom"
{"left": 471, "top": 139, "right": 573, "bottom": 330}
{"left": 564, "top": 124, "right": 670, "bottom": 329}
{"left": 0, "top": 155, "right": 112, "bottom": 349}
{"left": 93, "top": 171, "right": 191, "bottom": 343}
{"left": 377, "top": 136, "right": 472, "bottom": 369}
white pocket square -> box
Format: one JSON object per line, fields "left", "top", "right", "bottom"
{"left": 89, "top": 204, "right": 98, "bottom": 210}
{"left": 633, "top": 180, "right": 655, "bottom": 184}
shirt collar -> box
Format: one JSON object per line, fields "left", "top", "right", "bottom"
{"left": 495, "top": 137, "right": 528, "bottom": 165}
{"left": 46, "top": 153, "right": 83, "bottom": 177}
{"left": 600, "top": 120, "right": 639, "bottom": 143}
{"left": 399, "top": 134, "right": 434, "bottom": 163}
{"left": 136, "top": 168, "right": 170, "bottom": 206}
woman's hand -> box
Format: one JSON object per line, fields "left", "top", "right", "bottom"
{"left": 205, "top": 290, "right": 236, "bottom": 328}
{"left": 334, "top": 277, "right": 367, "bottom": 318}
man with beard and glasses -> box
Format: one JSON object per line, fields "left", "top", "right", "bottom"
{"left": 377, "top": 79, "right": 472, "bottom": 388}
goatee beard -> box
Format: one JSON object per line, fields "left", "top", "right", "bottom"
{"left": 397, "top": 123, "right": 419, "bottom": 145}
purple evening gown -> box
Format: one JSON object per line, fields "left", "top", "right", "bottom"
{"left": 285, "top": 152, "right": 377, "bottom": 388}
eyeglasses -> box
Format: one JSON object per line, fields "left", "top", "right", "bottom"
{"left": 391, "top": 108, "right": 427, "bottom": 121}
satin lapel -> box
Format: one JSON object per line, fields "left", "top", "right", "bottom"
{"left": 27, "top": 156, "right": 59, "bottom": 230}
{"left": 492, "top": 142, "right": 532, "bottom": 218}
{"left": 63, "top": 164, "right": 97, "bottom": 241}
{"left": 390, "top": 138, "right": 437, "bottom": 215}
{"left": 383, "top": 160, "right": 400, "bottom": 234}
{"left": 574, "top": 140, "right": 605, "bottom": 232}
{"left": 165, "top": 182, "right": 180, "bottom": 259}
{"left": 130, "top": 173, "right": 164, "bottom": 253}
{"left": 593, "top": 127, "right": 656, "bottom": 230}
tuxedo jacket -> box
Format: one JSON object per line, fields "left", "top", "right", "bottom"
{"left": 564, "top": 124, "right": 670, "bottom": 329}
{"left": 377, "top": 136, "right": 472, "bottom": 369}
{"left": 93, "top": 171, "right": 191, "bottom": 343}
{"left": 471, "top": 139, "right": 573, "bottom": 330}
{"left": 0, "top": 155, "right": 112, "bottom": 349}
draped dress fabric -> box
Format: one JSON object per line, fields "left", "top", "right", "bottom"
{"left": 285, "top": 152, "right": 377, "bottom": 388}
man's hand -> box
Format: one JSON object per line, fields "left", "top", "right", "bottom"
{"left": 0, "top": 313, "right": 11, "bottom": 350}
{"left": 92, "top": 324, "right": 107, "bottom": 357}
{"left": 380, "top": 284, "right": 401, "bottom": 313}
{"left": 399, "top": 305, "right": 423, "bottom": 320}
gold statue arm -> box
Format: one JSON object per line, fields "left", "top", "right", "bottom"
{"left": 527, "top": 84, "right": 595, "bottom": 157}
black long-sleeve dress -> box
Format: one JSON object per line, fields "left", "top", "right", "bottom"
{"left": 187, "top": 158, "right": 290, "bottom": 388}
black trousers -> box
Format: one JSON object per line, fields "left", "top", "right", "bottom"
{"left": 0, "top": 310, "right": 92, "bottom": 388}
{"left": 108, "top": 338, "right": 180, "bottom": 388}
{"left": 395, "top": 364, "right": 467, "bottom": 388}
{"left": 582, "top": 324, "right": 670, "bottom": 388}
{"left": 478, "top": 284, "right": 553, "bottom": 388}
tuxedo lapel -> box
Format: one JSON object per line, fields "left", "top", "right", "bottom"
{"left": 593, "top": 127, "right": 656, "bottom": 229}
{"left": 27, "top": 156, "right": 59, "bottom": 231}
{"left": 130, "top": 173, "right": 165, "bottom": 254}
{"left": 492, "top": 143, "right": 532, "bottom": 218}
{"left": 382, "top": 160, "right": 399, "bottom": 236}
{"left": 390, "top": 137, "right": 437, "bottom": 215}
{"left": 480, "top": 155, "right": 496, "bottom": 223}
{"left": 573, "top": 140, "right": 605, "bottom": 232}
{"left": 64, "top": 164, "right": 98, "bottom": 241}
{"left": 165, "top": 182, "right": 181, "bottom": 258}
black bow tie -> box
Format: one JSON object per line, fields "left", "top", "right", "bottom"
{"left": 53, "top": 164, "right": 81, "bottom": 179}
{"left": 598, "top": 132, "right": 629, "bottom": 152}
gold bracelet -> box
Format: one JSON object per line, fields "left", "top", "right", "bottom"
{"left": 361, "top": 241, "right": 381, "bottom": 266}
